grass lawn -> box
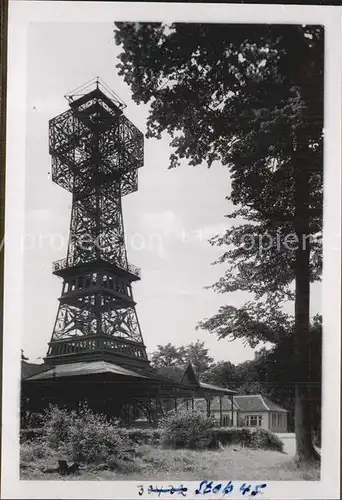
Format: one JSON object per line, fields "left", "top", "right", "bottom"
{"left": 20, "top": 444, "right": 320, "bottom": 481}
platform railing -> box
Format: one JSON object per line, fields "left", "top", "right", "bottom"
{"left": 52, "top": 257, "right": 141, "bottom": 278}
{"left": 47, "top": 336, "right": 147, "bottom": 360}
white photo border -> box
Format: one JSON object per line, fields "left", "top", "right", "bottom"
{"left": 2, "top": 2, "right": 341, "bottom": 499}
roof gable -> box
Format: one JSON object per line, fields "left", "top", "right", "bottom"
{"left": 184, "top": 362, "right": 199, "bottom": 384}
{"left": 234, "top": 394, "right": 288, "bottom": 413}
{"left": 260, "top": 396, "right": 289, "bottom": 412}
{"left": 156, "top": 362, "right": 199, "bottom": 385}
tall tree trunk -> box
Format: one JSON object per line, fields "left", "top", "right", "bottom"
{"left": 294, "top": 156, "right": 320, "bottom": 463}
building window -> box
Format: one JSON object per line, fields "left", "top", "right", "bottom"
{"left": 222, "top": 416, "right": 231, "bottom": 427}
{"left": 245, "top": 415, "right": 262, "bottom": 427}
{"left": 271, "top": 413, "right": 284, "bottom": 427}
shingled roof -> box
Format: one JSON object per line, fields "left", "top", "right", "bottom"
{"left": 179, "top": 396, "right": 239, "bottom": 412}
{"left": 25, "top": 360, "right": 150, "bottom": 381}
{"left": 234, "top": 395, "right": 288, "bottom": 413}
{"left": 179, "top": 394, "right": 287, "bottom": 413}
{"left": 21, "top": 360, "right": 49, "bottom": 380}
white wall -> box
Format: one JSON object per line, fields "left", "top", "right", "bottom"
{"left": 269, "top": 411, "right": 288, "bottom": 432}
{"left": 237, "top": 411, "right": 269, "bottom": 430}
{"left": 207, "top": 408, "right": 288, "bottom": 432}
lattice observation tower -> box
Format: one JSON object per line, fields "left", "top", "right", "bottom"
{"left": 21, "top": 79, "right": 236, "bottom": 422}
{"left": 46, "top": 78, "right": 148, "bottom": 368}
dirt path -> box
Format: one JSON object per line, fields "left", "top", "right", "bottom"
{"left": 275, "top": 433, "right": 296, "bottom": 455}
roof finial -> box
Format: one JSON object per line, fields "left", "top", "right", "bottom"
{"left": 96, "top": 76, "right": 99, "bottom": 89}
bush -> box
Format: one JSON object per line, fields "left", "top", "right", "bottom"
{"left": 20, "top": 440, "right": 52, "bottom": 463}
{"left": 20, "top": 428, "right": 44, "bottom": 443}
{"left": 41, "top": 406, "right": 74, "bottom": 449}
{"left": 118, "top": 428, "right": 161, "bottom": 445}
{"left": 160, "top": 411, "right": 216, "bottom": 450}
{"left": 252, "top": 428, "right": 284, "bottom": 452}
{"left": 212, "top": 427, "right": 254, "bottom": 447}
{"left": 40, "top": 404, "right": 131, "bottom": 465}
{"left": 211, "top": 427, "right": 283, "bottom": 452}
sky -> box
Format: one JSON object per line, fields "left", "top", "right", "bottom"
{"left": 23, "top": 21, "right": 322, "bottom": 365}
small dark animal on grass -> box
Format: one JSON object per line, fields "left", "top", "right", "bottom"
{"left": 42, "top": 460, "right": 80, "bottom": 475}
{"left": 58, "top": 460, "right": 80, "bottom": 476}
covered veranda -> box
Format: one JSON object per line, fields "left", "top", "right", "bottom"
{"left": 21, "top": 360, "right": 236, "bottom": 427}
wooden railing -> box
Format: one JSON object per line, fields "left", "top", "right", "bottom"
{"left": 47, "top": 336, "right": 147, "bottom": 360}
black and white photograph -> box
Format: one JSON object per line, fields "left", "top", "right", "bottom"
{"left": 1, "top": 3, "right": 341, "bottom": 499}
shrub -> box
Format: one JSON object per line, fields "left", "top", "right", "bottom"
{"left": 40, "top": 403, "right": 131, "bottom": 465}
{"left": 25, "top": 412, "right": 45, "bottom": 428}
{"left": 160, "top": 411, "right": 216, "bottom": 450}
{"left": 67, "top": 417, "right": 127, "bottom": 464}
{"left": 118, "top": 428, "right": 161, "bottom": 445}
{"left": 211, "top": 427, "right": 283, "bottom": 452}
{"left": 212, "top": 427, "right": 254, "bottom": 447}
{"left": 41, "top": 406, "right": 75, "bottom": 449}
{"left": 252, "top": 428, "right": 284, "bottom": 452}
{"left": 20, "top": 428, "right": 44, "bottom": 443}
{"left": 20, "top": 440, "right": 52, "bottom": 463}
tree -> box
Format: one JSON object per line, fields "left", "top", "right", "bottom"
{"left": 201, "top": 360, "right": 238, "bottom": 388}
{"left": 150, "top": 340, "right": 213, "bottom": 375}
{"left": 184, "top": 340, "right": 213, "bottom": 375}
{"left": 150, "top": 342, "right": 186, "bottom": 367}
{"left": 201, "top": 315, "right": 321, "bottom": 436}
{"left": 259, "top": 315, "right": 322, "bottom": 439}
{"left": 114, "top": 23, "right": 323, "bottom": 462}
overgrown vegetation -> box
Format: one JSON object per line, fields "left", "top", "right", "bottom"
{"left": 38, "top": 404, "right": 133, "bottom": 466}
{"left": 160, "top": 411, "right": 216, "bottom": 450}
{"left": 21, "top": 443, "right": 319, "bottom": 482}
{"left": 212, "top": 427, "right": 284, "bottom": 452}
{"left": 20, "top": 405, "right": 320, "bottom": 480}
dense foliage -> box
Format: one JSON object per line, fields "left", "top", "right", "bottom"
{"left": 158, "top": 410, "right": 284, "bottom": 452}
{"left": 153, "top": 319, "right": 321, "bottom": 435}
{"left": 160, "top": 410, "right": 215, "bottom": 450}
{"left": 114, "top": 22, "right": 323, "bottom": 461}
{"left": 212, "top": 427, "right": 283, "bottom": 452}
{"left": 41, "top": 404, "right": 131, "bottom": 465}
{"left": 151, "top": 340, "right": 214, "bottom": 375}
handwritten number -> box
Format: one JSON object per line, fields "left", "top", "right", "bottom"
{"left": 195, "top": 480, "right": 214, "bottom": 495}
{"left": 195, "top": 480, "right": 208, "bottom": 494}
{"left": 251, "top": 484, "right": 267, "bottom": 496}
{"left": 179, "top": 485, "right": 188, "bottom": 497}
{"left": 204, "top": 481, "right": 213, "bottom": 494}
{"left": 212, "top": 483, "right": 222, "bottom": 493}
{"left": 223, "top": 481, "right": 233, "bottom": 495}
{"left": 240, "top": 483, "right": 251, "bottom": 495}
{"left": 142, "top": 481, "right": 265, "bottom": 497}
